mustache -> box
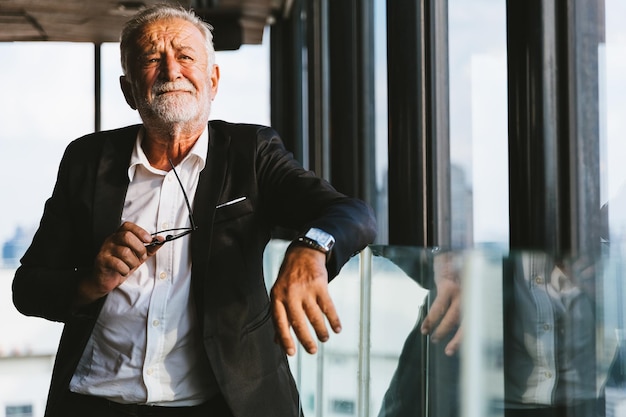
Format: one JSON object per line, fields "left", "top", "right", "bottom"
{"left": 152, "top": 80, "right": 196, "bottom": 96}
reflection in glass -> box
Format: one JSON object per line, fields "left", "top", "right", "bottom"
{"left": 502, "top": 252, "right": 597, "bottom": 417}
{"left": 373, "top": 249, "right": 603, "bottom": 417}
{"left": 376, "top": 247, "right": 462, "bottom": 417}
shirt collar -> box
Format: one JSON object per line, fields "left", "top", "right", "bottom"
{"left": 128, "top": 126, "right": 209, "bottom": 182}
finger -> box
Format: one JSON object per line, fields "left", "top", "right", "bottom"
{"left": 421, "top": 294, "right": 449, "bottom": 335}
{"left": 97, "top": 253, "right": 133, "bottom": 278}
{"left": 431, "top": 301, "right": 461, "bottom": 342}
{"left": 420, "top": 313, "right": 435, "bottom": 335}
{"left": 303, "top": 301, "right": 330, "bottom": 343}
{"left": 272, "top": 300, "right": 297, "bottom": 356}
{"left": 146, "top": 245, "right": 161, "bottom": 256}
{"left": 288, "top": 305, "right": 318, "bottom": 354}
{"left": 445, "top": 326, "right": 463, "bottom": 356}
{"left": 317, "top": 294, "right": 342, "bottom": 334}
{"left": 116, "top": 222, "right": 155, "bottom": 255}
{"left": 111, "top": 244, "right": 147, "bottom": 272}
{"left": 90, "top": 253, "right": 135, "bottom": 298}
{"left": 145, "top": 236, "right": 165, "bottom": 255}
{"left": 119, "top": 221, "right": 153, "bottom": 242}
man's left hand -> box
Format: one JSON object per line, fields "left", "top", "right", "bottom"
{"left": 270, "top": 246, "right": 341, "bottom": 356}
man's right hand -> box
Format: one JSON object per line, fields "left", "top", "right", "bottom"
{"left": 75, "top": 221, "right": 161, "bottom": 306}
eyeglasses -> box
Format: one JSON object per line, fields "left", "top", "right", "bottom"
{"left": 145, "top": 159, "right": 198, "bottom": 247}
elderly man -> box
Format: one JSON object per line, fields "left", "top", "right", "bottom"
{"left": 12, "top": 4, "right": 376, "bottom": 417}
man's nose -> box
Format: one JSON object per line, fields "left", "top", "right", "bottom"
{"left": 159, "top": 54, "right": 182, "bottom": 81}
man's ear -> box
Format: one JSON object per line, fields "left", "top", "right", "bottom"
{"left": 120, "top": 75, "right": 137, "bottom": 110}
{"left": 210, "top": 64, "right": 220, "bottom": 101}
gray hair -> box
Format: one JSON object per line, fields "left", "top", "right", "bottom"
{"left": 120, "top": 3, "right": 215, "bottom": 77}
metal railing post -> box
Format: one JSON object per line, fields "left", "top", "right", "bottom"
{"left": 358, "top": 247, "right": 372, "bottom": 417}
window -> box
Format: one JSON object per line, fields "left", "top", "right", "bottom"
{"left": 0, "top": 37, "right": 270, "bottom": 268}
{"left": 0, "top": 42, "right": 94, "bottom": 268}
{"left": 448, "top": 0, "right": 508, "bottom": 247}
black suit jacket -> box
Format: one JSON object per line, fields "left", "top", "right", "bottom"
{"left": 12, "top": 120, "right": 377, "bottom": 417}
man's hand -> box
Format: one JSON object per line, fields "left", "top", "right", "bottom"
{"left": 420, "top": 252, "right": 462, "bottom": 356}
{"left": 75, "top": 222, "right": 161, "bottom": 306}
{"left": 270, "top": 246, "right": 341, "bottom": 356}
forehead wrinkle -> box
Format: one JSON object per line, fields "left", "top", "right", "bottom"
{"left": 135, "top": 19, "right": 203, "bottom": 53}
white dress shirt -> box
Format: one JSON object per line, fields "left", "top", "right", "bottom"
{"left": 70, "top": 128, "right": 216, "bottom": 406}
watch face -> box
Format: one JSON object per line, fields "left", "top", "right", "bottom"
{"left": 306, "top": 228, "right": 324, "bottom": 241}
{"left": 305, "top": 228, "right": 335, "bottom": 249}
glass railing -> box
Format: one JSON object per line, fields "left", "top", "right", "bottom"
{"left": 2, "top": 242, "right": 622, "bottom": 416}
{"left": 263, "top": 242, "right": 622, "bottom": 417}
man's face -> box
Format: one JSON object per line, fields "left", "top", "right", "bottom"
{"left": 121, "top": 18, "right": 219, "bottom": 126}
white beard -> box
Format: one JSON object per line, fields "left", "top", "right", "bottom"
{"left": 151, "top": 92, "right": 201, "bottom": 123}
{"left": 139, "top": 79, "right": 211, "bottom": 125}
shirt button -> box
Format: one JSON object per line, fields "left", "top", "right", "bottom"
{"left": 545, "top": 371, "right": 553, "bottom": 378}
{"left": 543, "top": 323, "right": 551, "bottom": 331}
{"left": 161, "top": 222, "right": 169, "bottom": 229}
{"left": 146, "top": 368, "right": 154, "bottom": 375}
{"left": 535, "top": 275, "right": 544, "bottom": 285}
{"left": 159, "top": 272, "right": 167, "bottom": 280}
{"left": 152, "top": 319, "right": 160, "bottom": 327}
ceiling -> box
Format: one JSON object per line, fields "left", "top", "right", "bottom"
{"left": 0, "top": 0, "right": 291, "bottom": 50}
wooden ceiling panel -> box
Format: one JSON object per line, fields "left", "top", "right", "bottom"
{"left": 0, "top": 0, "right": 288, "bottom": 47}
{"left": 0, "top": 12, "right": 45, "bottom": 41}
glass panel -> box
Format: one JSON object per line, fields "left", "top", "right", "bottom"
{"left": 370, "top": 246, "right": 439, "bottom": 416}
{"left": 262, "top": 244, "right": 433, "bottom": 416}
{"left": 599, "top": 0, "right": 626, "bottom": 415}
{"left": 448, "top": 0, "right": 508, "bottom": 247}
{"left": 262, "top": 243, "right": 612, "bottom": 417}
{"left": 460, "top": 249, "right": 599, "bottom": 417}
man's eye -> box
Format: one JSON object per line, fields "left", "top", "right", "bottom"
{"left": 141, "top": 57, "right": 159, "bottom": 66}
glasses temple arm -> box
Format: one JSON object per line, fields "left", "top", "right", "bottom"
{"left": 168, "top": 158, "right": 198, "bottom": 231}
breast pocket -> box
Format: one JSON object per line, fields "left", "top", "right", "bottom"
{"left": 214, "top": 196, "right": 253, "bottom": 223}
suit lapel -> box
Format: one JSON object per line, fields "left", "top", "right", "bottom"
{"left": 92, "top": 126, "right": 138, "bottom": 251}
{"left": 191, "top": 122, "right": 230, "bottom": 312}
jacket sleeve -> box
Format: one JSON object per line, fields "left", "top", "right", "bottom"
{"left": 254, "top": 126, "right": 377, "bottom": 279}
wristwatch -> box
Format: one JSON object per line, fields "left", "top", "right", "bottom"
{"left": 294, "top": 227, "right": 335, "bottom": 256}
